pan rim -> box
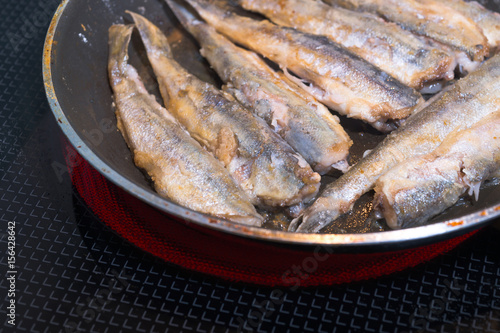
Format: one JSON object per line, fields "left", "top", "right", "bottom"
{"left": 42, "top": 0, "right": 500, "bottom": 249}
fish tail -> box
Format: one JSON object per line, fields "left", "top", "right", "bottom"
{"left": 108, "top": 24, "right": 134, "bottom": 76}
{"left": 127, "top": 11, "right": 174, "bottom": 58}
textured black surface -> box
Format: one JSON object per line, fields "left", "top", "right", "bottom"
{"left": 1, "top": 0, "right": 500, "bottom": 332}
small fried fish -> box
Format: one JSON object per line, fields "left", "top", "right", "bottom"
{"left": 239, "top": 0, "right": 455, "bottom": 90}
{"left": 108, "top": 24, "right": 263, "bottom": 226}
{"left": 128, "top": 12, "right": 321, "bottom": 208}
{"left": 294, "top": 54, "right": 500, "bottom": 233}
{"left": 167, "top": 0, "right": 352, "bottom": 174}
{"left": 325, "top": 0, "right": 489, "bottom": 72}
{"left": 374, "top": 111, "right": 500, "bottom": 229}
{"left": 183, "top": 0, "right": 424, "bottom": 132}
{"left": 438, "top": 0, "right": 500, "bottom": 51}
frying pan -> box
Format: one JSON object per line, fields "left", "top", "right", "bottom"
{"left": 43, "top": 0, "right": 500, "bottom": 251}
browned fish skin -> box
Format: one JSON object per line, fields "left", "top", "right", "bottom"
{"left": 438, "top": 0, "right": 500, "bottom": 50}
{"left": 183, "top": 0, "right": 424, "bottom": 132}
{"left": 295, "top": 54, "right": 500, "bottom": 233}
{"left": 324, "top": 0, "right": 489, "bottom": 62}
{"left": 128, "top": 12, "right": 321, "bottom": 208}
{"left": 374, "top": 111, "right": 500, "bottom": 229}
{"left": 239, "top": 0, "right": 455, "bottom": 90}
{"left": 108, "top": 24, "right": 263, "bottom": 226}
{"left": 167, "top": 0, "right": 352, "bottom": 174}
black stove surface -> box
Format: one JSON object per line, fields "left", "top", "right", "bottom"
{"left": 1, "top": 1, "right": 500, "bottom": 332}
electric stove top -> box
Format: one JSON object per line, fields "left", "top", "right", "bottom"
{"left": 1, "top": 1, "right": 500, "bottom": 332}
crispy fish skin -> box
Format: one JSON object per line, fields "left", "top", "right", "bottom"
{"left": 374, "top": 111, "right": 500, "bottom": 229}
{"left": 128, "top": 12, "right": 320, "bottom": 208}
{"left": 167, "top": 1, "right": 351, "bottom": 174}
{"left": 239, "top": 0, "right": 455, "bottom": 90}
{"left": 324, "top": 0, "right": 489, "bottom": 63}
{"left": 295, "top": 54, "right": 500, "bottom": 233}
{"left": 183, "top": 0, "right": 423, "bottom": 132}
{"left": 108, "top": 24, "right": 263, "bottom": 226}
{"left": 437, "top": 0, "right": 500, "bottom": 50}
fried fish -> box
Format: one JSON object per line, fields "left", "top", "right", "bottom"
{"left": 294, "top": 54, "right": 500, "bottom": 233}
{"left": 325, "top": 0, "right": 489, "bottom": 73}
{"left": 167, "top": 0, "right": 352, "bottom": 174}
{"left": 438, "top": 0, "right": 500, "bottom": 50}
{"left": 182, "top": 0, "right": 423, "bottom": 132}
{"left": 129, "top": 12, "right": 321, "bottom": 208}
{"left": 108, "top": 24, "right": 263, "bottom": 225}
{"left": 239, "top": 0, "right": 455, "bottom": 90}
{"left": 374, "top": 111, "right": 500, "bottom": 229}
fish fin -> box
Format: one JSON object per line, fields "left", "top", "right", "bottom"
{"left": 281, "top": 66, "right": 327, "bottom": 102}
{"left": 331, "top": 159, "right": 350, "bottom": 173}
{"left": 288, "top": 215, "right": 301, "bottom": 232}
{"left": 467, "top": 181, "right": 481, "bottom": 201}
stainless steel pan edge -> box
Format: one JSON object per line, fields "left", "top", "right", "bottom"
{"left": 42, "top": 0, "right": 500, "bottom": 250}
